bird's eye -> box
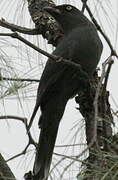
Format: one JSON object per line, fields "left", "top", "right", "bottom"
{"left": 65, "top": 5, "right": 72, "bottom": 11}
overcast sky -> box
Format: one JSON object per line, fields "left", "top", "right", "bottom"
{"left": 0, "top": 0, "right": 118, "bottom": 179}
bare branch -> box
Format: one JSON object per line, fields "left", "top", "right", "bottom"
{"left": 0, "top": 115, "right": 37, "bottom": 163}
{"left": 0, "top": 18, "right": 39, "bottom": 35}
{"left": 6, "top": 143, "right": 30, "bottom": 162}
{"left": 81, "top": 0, "right": 88, "bottom": 13}
{"left": 82, "top": 1, "right": 118, "bottom": 58}
{"left": 0, "top": 32, "right": 88, "bottom": 79}
{"left": 55, "top": 143, "right": 86, "bottom": 148}
{"left": 54, "top": 152, "right": 82, "bottom": 163}
{"left": 1, "top": 76, "right": 40, "bottom": 83}
{"left": 0, "top": 115, "right": 37, "bottom": 147}
{"left": 0, "top": 115, "right": 27, "bottom": 123}
{"left": 102, "top": 58, "right": 114, "bottom": 93}
{"left": 93, "top": 56, "right": 114, "bottom": 149}
{"left": 49, "top": 157, "right": 66, "bottom": 174}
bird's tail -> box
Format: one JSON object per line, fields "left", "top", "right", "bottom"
{"left": 33, "top": 97, "right": 67, "bottom": 180}
{"left": 33, "top": 126, "right": 58, "bottom": 180}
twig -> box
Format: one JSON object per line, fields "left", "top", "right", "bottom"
{"left": 81, "top": 0, "right": 88, "bottom": 13}
{"left": 0, "top": 115, "right": 37, "bottom": 162}
{"left": 102, "top": 58, "right": 114, "bottom": 93}
{"left": 101, "top": 57, "right": 114, "bottom": 151}
{"left": 49, "top": 157, "right": 66, "bottom": 174}
{"left": 93, "top": 56, "right": 113, "bottom": 143}
{"left": 54, "top": 152, "right": 82, "bottom": 163}
{"left": 58, "top": 135, "right": 97, "bottom": 179}
{"left": 0, "top": 115, "right": 37, "bottom": 146}
{"left": 0, "top": 32, "right": 56, "bottom": 60}
{"left": 82, "top": 2, "right": 118, "bottom": 58}
{"left": 55, "top": 143, "right": 86, "bottom": 148}
{"left": 0, "top": 115, "right": 27, "bottom": 123}
{"left": 23, "top": 118, "right": 37, "bottom": 147}
{"left": 6, "top": 143, "right": 30, "bottom": 162}
{"left": 0, "top": 18, "right": 39, "bottom": 35}
{"left": 60, "top": 160, "right": 74, "bottom": 179}
{"left": 0, "top": 32, "right": 88, "bottom": 78}
{"left": 1, "top": 76, "right": 40, "bottom": 83}
{"left": 58, "top": 134, "right": 98, "bottom": 178}
{"left": 101, "top": 161, "right": 118, "bottom": 180}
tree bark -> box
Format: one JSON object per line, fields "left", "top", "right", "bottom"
{"left": 0, "top": 154, "right": 16, "bottom": 180}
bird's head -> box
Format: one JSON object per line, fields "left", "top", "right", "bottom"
{"left": 44, "top": 4, "right": 90, "bottom": 33}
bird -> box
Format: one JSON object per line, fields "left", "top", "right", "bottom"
{"left": 28, "top": 4, "right": 103, "bottom": 180}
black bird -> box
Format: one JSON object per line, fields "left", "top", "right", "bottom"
{"left": 29, "top": 4, "right": 103, "bottom": 180}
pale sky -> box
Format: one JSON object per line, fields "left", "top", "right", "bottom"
{"left": 0, "top": 0, "right": 118, "bottom": 179}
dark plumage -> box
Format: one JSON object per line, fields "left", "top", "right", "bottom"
{"left": 29, "top": 4, "right": 103, "bottom": 180}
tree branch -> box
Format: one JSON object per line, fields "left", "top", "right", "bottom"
{"left": 0, "top": 115, "right": 37, "bottom": 147}
{"left": 0, "top": 76, "right": 40, "bottom": 83}
{"left": 81, "top": 0, "right": 88, "bottom": 13}
{"left": 0, "top": 18, "right": 40, "bottom": 35}
{"left": 0, "top": 32, "right": 88, "bottom": 79}
{"left": 0, "top": 115, "right": 27, "bottom": 123}
{"left": 81, "top": 1, "right": 118, "bottom": 58}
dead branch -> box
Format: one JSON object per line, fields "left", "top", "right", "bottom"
{"left": 0, "top": 32, "right": 88, "bottom": 80}
{"left": 0, "top": 76, "right": 40, "bottom": 83}
{"left": 81, "top": 1, "right": 118, "bottom": 58}
{"left": 0, "top": 18, "right": 39, "bottom": 35}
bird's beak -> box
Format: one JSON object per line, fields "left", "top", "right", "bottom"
{"left": 43, "top": 7, "right": 61, "bottom": 16}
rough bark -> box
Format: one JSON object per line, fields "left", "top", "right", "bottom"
{"left": 0, "top": 154, "right": 16, "bottom": 180}
{"left": 27, "top": 0, "right": 63, "bottom": 46}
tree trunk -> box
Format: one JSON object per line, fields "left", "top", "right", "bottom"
{"left": 0, "top": 154, "right": 16, "bottom": 180}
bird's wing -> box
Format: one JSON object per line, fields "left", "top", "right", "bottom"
{"left": 36, "top": 30, "right": 82, "bottom": 105}
{"left": 36, "top": 59, "right": 67, "bottom": 105}
{"left": 28, "top": 35, "right": 75, "bottom": 130}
